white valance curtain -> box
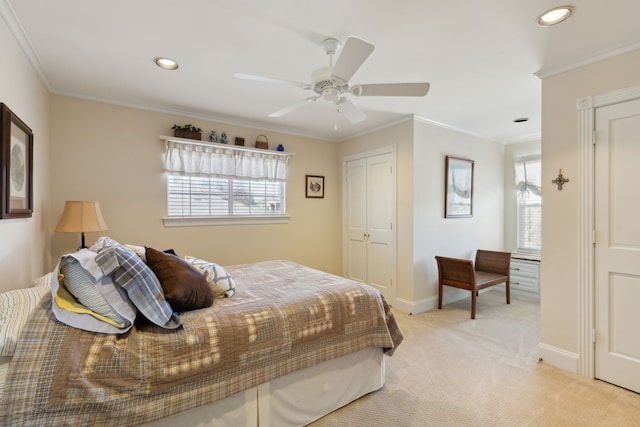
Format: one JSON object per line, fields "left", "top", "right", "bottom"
{"left": 514, "top": 155, "right": 541, "bottom": 197}
{"left": 164, "top": 140, "right": 289, "bottom": 181}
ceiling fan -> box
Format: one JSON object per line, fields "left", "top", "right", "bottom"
{"left": 234, "top": 36, "right": 430, "bottom": 124}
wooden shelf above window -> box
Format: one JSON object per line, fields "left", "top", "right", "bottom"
{"left": 160, "top": 136, "right": 294, "bottom": 158}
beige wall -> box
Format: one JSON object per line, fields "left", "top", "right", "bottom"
{"left": 0, "top": 15, "right": 51, "bottom": 293}
{"left": 503, "top": 140, "right": 541, "bottom": 253}
{"left": 50, "top": 96, "right": 343, "bottom": 274}
{"left": 540, "top": 49, "right": 640, "bottom": 363}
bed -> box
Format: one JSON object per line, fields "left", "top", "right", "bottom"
{"left": 0, "top": 250, "right": 403, "bottom": 426}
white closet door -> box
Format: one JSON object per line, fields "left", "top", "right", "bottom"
{"left": 344, "top": 151, "right": 396, "bottom": 304}
{"left": 365, "top": 154, "right": 395, "bottom": 300}
{"left": 345, "top": 158, "right": 368, "bottom": 283}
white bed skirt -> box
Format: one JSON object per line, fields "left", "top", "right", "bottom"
{"left": 147, "top": 346, "right": 385, "bottom": 427}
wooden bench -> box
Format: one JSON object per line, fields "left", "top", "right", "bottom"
{"left": 435, "top": 250, "right": 511, "bottom": 319}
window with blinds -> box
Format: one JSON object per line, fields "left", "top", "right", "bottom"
{"left": 167, "top": 175, "right": 285, "bottom": 217}
{"left": 514, "top": 155, "right": 541, "bottom": 253}
{"left": 163, "top": 138, "right": 290, "bottom": 221}
{"left": 517, "top": 192, "right": 541, "bottom": 252}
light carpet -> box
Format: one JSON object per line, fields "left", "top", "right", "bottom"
{"left": 308, "top": 291, "right": 640, "bottom": 426}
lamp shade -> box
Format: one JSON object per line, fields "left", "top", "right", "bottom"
{"left": 55, "top": 201, "right": 108, "bottom": 233}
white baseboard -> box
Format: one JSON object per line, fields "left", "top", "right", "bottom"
{"left": 395, "top": 289, "right": 471, "bottom": 315}
{"left": 394, "top": 296, "right": 436, "bottom": 315}
{"left": 537, "top": 342, "right": 579, "bottom": 373}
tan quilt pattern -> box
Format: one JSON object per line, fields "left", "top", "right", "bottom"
{"left": 0, "top": 260, "right": 403, "bottom": 426}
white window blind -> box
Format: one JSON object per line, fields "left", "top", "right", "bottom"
{"left": 163, "top": 139, "right": 290, "bottom": 219}
{"left": 514, "top": 155, "right": 541, "bottom": 253}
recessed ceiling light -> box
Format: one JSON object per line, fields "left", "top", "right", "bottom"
{"left": 514, "top": 117, "right": 529, "bottom": 123}
{"left": 537, "top": 6, "right": 574, "bottom": 27}
{"left": 154, "top": 57, "right": 179, "bottom": 70}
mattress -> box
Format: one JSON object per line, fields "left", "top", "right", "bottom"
{"left": 147, "top": 346, "right": 384, "bottom": 427}
{"left": 0, "top": 357, "right": 10, "bottom": 402}
{"left": 0, "top": 347, "right": 383, "bottom": 426}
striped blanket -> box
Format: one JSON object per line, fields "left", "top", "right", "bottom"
{"left": 0, "top": 260, "right": 403, "bottom": 426}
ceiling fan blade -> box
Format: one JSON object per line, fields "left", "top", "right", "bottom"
{"left": 234, "top": 73, "right": 311, "bottom": 90}
{"left": 337, "top": 99, "right": 367, "bottom": 124}
{"left": 268, "top": 97, "right": 319, "bottom": 118}
{"left": 352, "top": 82, "right": 430, "bottom": 97}
{"left": 331, "top": 37, "right": 375, "bottom": 83}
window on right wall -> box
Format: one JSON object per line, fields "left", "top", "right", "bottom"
{"left": 514, "top": 155, "right": 541, "bottom": 254}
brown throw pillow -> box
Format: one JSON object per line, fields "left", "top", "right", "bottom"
{"left": 145, "top": 247, "right": 213, "bottom": 312}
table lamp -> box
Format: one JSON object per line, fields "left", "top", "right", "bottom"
{"left": 55, "top": 201, "right": 108, "bottom": 249}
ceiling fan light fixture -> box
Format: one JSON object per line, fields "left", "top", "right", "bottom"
{"left": 154, "top": 57, "right": 179, "bottom": 70}
{"left": 321, "top": 38, "right": 341, "bottom": 56}
{"left": 323, "top": 87, "right": 340, "bottom": 102}
{"left": 537, "top": 6, "right": 574, "bottom": 27}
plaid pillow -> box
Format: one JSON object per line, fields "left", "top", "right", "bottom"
{"left": 96, "top": 246, "right": 182, "bottom": 329}
{"left": 88, "top": 236, "right": 121, "bottom": 252}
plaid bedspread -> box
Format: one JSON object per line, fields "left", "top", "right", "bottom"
{"left": 0, "top": 260, "right": 403, "bottom": 426}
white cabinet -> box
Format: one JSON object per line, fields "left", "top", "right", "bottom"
{"left": 509, "top": 258, "right": 540, "bottom": 297}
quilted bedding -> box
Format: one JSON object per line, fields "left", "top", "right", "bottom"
{"left": 0, "top": 260, "right": 403, "bottom": 426}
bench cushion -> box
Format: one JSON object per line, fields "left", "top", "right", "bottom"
{"left": 474, "top": 270, "right": 508, "bottom": 287}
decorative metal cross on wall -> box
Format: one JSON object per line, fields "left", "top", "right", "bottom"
{"left": 552, "top": 169, "right": 569, "bottom": 190}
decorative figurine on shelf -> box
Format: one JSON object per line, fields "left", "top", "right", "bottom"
{"left": 277, "top": 144, "right": 285, "bottom": 152}
{"left": 209, "top": 131, "right": 217, "bottom": 143}
{"left": 220, "top": 131, "right": 228, "bottom": 144}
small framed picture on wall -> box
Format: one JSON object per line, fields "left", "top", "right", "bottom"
{"left": 305, "top": 175, "right": 324, "bottom": 198}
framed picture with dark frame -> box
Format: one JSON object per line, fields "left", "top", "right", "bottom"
{"left": 1, "top": 103, "right": 33, "bottom": 219}
{"left": 444, "top": 156, "right": 474, "bottom": 218}
{"left": 305, "top": 175, "right": 324, "bottom": 198}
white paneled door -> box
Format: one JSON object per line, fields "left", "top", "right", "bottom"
{"left": 344, "top": 150, "right": 396, "bottom": 304}
{"left": 594, "top": 97, "right": 640, "bottom": 393}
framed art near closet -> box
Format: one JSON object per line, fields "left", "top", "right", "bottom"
{"left": 444, "top": 156, "right": 473, "bottom": 218}
{"left": 1, "top": 103, "right": 33, "bottom": 219}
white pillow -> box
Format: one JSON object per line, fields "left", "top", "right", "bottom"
{"left": 32, "top": 272, "right": 54, "bottom": 288}
{"left": 58, "top": 253, "right": 131, "bottom": 328}
{"left": 51, "top": 249, "right": 137, "bottom": 334}
{"left": 125, "top": 244, "right": 147, "bottom": 261}
{"left": 184, "top": 256, "right": 237, "bottom": 298}
{"left": 0, "top": 286, "right": 49, "bottom": 356}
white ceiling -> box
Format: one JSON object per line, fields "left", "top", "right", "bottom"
{"left": 3, "top": 0, "right": 640, "bottom": 142}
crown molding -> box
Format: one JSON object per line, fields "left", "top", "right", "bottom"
{"left": 503, "top": 133, "right": 541, "bottom": 145}
{"left": 414, "top": 114, "right": 498, "bottom": 142}
{"left": 535, "top": 43, "right": 640, "bottom": 79}
{"left": 0, "top": 0, "right": 51, "bottom": 90}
